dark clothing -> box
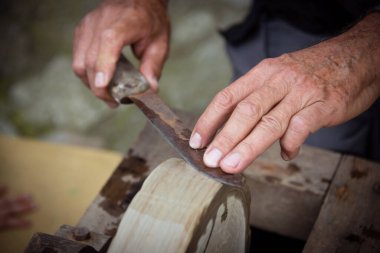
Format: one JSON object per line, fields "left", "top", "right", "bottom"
{"left": 222, "top": 0, "right": 380, "bottom": 161}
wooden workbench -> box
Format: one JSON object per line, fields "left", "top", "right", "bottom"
{"left": 0, "top": 135, "right": 122, "bottom": 253}
{"left": 2, "top": 111, "right": 380, "bottom": 252}
{"left": 77, "top": 112, "right": 380, "bottom": 252}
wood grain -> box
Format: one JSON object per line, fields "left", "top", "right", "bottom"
{"left": 108, "top": 158, "right": 250, "bottom": 253}
{"left": 78, "top": 111, "right": 342, "bottom": 239}
{"left": 303, "top": 156, "right": 380, "bottom": 253}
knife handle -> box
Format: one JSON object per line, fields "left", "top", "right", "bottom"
{"left": 109, "top": 54, "right": 150, "bottom": 104}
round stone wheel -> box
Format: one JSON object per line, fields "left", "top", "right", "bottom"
{"left": 108, "top": 158, "right": 250, "bottom": 253}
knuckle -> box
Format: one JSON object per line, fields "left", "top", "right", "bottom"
{"left": 235, "top": 100, "right": 262, "bottom": 119}
{"left": 290, "top": 115, "right": 309, "bottom": 134}
{"left": 85, "top": 54, "right": 96, "bottom": 69}
{"left": 260, "top": 114, "right": 285, "bottom": 134}
{"left": 213, "top": 89, "right": 235, "bottom": 112}
{"left": 72, "top": 61, "right": 85, "bottom": 77}
{"left": 101, "top": 29, "right": 120, "bottom": 44}
{"left": 214, "top": 132, "right": 236, "bottom": 151}
{"left": 258, "top": 57, "right": 274, "bottom": 67}
{"left": 238, "top": 141, "right": 255, "bottom": 157}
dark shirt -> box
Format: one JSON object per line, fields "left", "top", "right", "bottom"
{"left": 223, "top": 0, "right": 380, "bottom": 45}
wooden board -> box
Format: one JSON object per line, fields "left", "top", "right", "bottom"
{"left": 78, "top": 112, "right": 342, "bottom": 240}
{"left": 0, "top": 135, "right": 121, "bottom": 253}
{"left": 108, "top": 158, "right": 251, "bottom": 253}
{"left": 245, "top": 142, "right": 341, "bottom": 239}
{"left": 303, "top": 156, "right": 380, "bottom": 253}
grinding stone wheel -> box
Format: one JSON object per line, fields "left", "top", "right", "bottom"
{"left": 108, "top": 158, "right": 251, "bottom": 253}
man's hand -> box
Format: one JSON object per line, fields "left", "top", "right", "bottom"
{"left": 0, "top": 185, "right": 37, "bottom": 230}
{"left": 190, "top": 12, "right": 380, "bottom": 174}
{"left": 72, "top": 0, "right": 170, "bottom": 108}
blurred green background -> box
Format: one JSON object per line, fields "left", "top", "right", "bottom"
{"left": 0, "top": 0, "right": 249, "bottom": 152}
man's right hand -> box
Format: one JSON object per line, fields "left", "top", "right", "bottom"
{"left": 72, "top": 0, "right": 170, "bottom": 108}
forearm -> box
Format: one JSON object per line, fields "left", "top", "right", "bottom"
{"left": 332, "top": 11, "right": 380, "bottom": 98}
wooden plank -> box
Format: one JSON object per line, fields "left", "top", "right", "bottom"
{"left": 108, "top": 158, "right": 250, "bottom": 253}
{"left": 303, "top": 156, "right": 380, "bottom": 253}
{"left": 76, "top": 111, "right": 192, "bottom": 235}
{"left": 0, "top": 135, "right": 121, "bottom": 253}
{"left": 245, "top": 143, "right": 341, "bottom": 239}
{"left": 78, "top": 111, "right": 341, "bottom": 239}
{"left": 24, "top": 232, "right": 97, "bottom": 253}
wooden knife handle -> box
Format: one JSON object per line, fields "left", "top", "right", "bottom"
{"left": 109, "top": 54, "right": 150, "bottom": 104}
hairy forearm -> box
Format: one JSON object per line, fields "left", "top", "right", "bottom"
{"left": 333, "top": 11, "right": 380, "bottom": 97}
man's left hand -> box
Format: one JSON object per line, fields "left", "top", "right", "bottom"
{"left": 189, "top": 12, "right": 380, "bottom": 174}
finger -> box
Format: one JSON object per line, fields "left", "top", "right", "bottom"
{"left": 0, "top": 194, "right": 37, "bottom": 216}
{"left": 203, "top": 84, "right": 288, "bottom": 167}
{"left": 87, "top": 38, "right": 119, "bottom": 105}
{"left": 220, "top": 95, "right": 301, "bottom": 173}
{"left": 93, "top": 22, "right": 146, "bottom": 105}
{"left": 1, "top": 217, "right": 31, "bottom": 230}
{"left": 94, "top": 27, "right": 128, "bottom": 89}
{"left": 280, "top": 102, "right": 327, "bottom": 160}
{"left": 190, "top": 71, "right": 268, "bottom": 150}
{"left": 139, "top": 35, "right": 170, "bottom": 91}
{"left": 72, "top": 15, "right": 97, "bottom": 87}
{"left": 85, "top": 36, "right": 100, "bottom": 90}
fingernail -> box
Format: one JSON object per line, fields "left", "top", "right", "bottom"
{"left": 189, "top": 132, "right": 202, "bottom": 149}
{"left": 281, "top": 151, "right": 290, "bottom": 161}
{"left": 95, "top": 72, "right": 106, "bottom": 87}
{"left": 204, "top": 148, "right": 222, "bottom": 167}
{"left": 222, "top": 153, "right": 241, "bottom": 168}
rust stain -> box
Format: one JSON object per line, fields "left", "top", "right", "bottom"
{"left": 362, "top": 224, "right": 380, "bottom": 240}
{"left": 350, "top": 167, "right": 368, "bottom": 179}
{"left": 373, "top": 182, "right": 380, "bottom": 195}
{"left": 180, "top": 128, "right": 192, "bottom": 140}
{"left": 264, "top": 175, "right": 282, "bottom": 184}
{"left": 104, "top": 226, "right": 118, "bottom": 237}
{"left": 286, "top": 163, "right": 301, "bottom": 175}
{"left": 288, "top": 181, "right": 304, "bottom": 187}
{"left": 221, "top": 203, "right": 228, "bottom": 223}
{"left": 344, "top": 233, "right": 364, "bottom": 244}
{"left": 99, "top": 154, "right": 148, "bottom": 217}
{"left": 335, "top": 184, "right": 349, "bottom": 201}
{"left": 122, "top": 180, "right": 145, "bottom": 209}
{"left": 130, "top": 91, "right": 244, "bottom": 188}
{"left": 321, "top": 178, "right": 331, "bottom": 184}
{"left": 255, "top": 161, "right": 282, "bottom": 172}
{"left": 99, "top": 199, "right": 125, "bottom": 217}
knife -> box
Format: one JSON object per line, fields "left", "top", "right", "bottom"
{"left": 109, "top": 54, "right": 243, "bottom": 188}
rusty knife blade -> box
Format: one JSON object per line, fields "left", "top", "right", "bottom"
{"left": 109, "top": 54, "right": 243, "bottom": 187}
{"left": 129, "top": 90, "right": 243, "bottom": 188}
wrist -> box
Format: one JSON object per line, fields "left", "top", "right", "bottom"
{"left": 332, "top": 12, "right": 380, "bottom": 97}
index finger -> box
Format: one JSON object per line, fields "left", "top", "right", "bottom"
{"left": 190, "top": 65, "right": 272, "bottom": 150}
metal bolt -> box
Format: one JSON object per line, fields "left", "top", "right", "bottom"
{"left": 373, "top": 182, "right": 380, "bottom": 195}
{"left": 72, "top": 227, "right": 91, "bottom": 241}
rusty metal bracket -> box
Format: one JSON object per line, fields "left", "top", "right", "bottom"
{"left": 24, "top": 225, "right": 112, "bottom": 253}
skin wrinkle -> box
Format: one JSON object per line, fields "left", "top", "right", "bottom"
{"left": 73, "top": 0, "right": 170, "bottom": 107}
{"left": 74, "top": 1, "right": 380, "bottom": 173}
